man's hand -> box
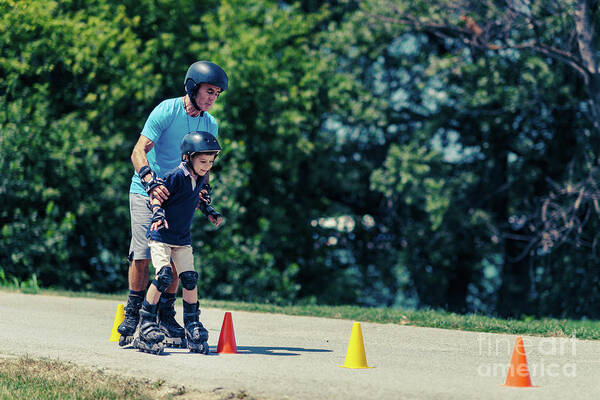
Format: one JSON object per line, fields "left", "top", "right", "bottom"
{"left": 150, "top": 184, "right": 170, "bottom": 203}
{"left": 140, "top": 168, "right": 169, "bottom": 203}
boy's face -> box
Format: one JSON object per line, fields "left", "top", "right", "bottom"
{"left": 190, "top": 153, "right": 216, "bottom": 176}
{"left": 195, "top": 83, "right": 222, "bottom": 111}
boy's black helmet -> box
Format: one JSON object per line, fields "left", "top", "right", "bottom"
{"left": 185, "top": 61, "right": 228, "bottom": 95}
{"left": 181, "top": 131, "right": 221, "bottom": 157}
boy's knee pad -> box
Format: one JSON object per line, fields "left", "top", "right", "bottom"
{"left": 152, "top": 265, "right": 173, "bottom": 293}
{"left": 179, "top": 271, "right": 198, "bottom": 290}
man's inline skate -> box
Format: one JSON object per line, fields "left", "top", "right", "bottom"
{"left": 117, "top": 294, "right": 143, "bottom": 347}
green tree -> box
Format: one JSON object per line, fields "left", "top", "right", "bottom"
{"left": 0, "top": 0, "right": 219, "bottom": 291}
{"left": 331, "top": 0, "right": 600, "bottom": 316}
{"left": 190, "top": 0, "right": 355, "bottom": 303}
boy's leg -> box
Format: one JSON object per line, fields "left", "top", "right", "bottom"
{"left": 182, "top": 293, "right": 208, "bottom": 354}
{"left": 173, "top": 246, "right": 208, "bottom": 354}
{"left": 182, "top": 287, "right": 198, "bottom": 304}
{"left": 145, "top": 276, "right": 163, "bottom": 304}
{"left": 134, "top": 243, "right": 174, "bottom": 355}
{"left": 148, "top": 242, "right": 186, "bottom": 347}
{"left": 157, "top": 261, "right": 185, "bottom": 347}
{"left": 135, "top": 298, "right": 166, "bottom": 355}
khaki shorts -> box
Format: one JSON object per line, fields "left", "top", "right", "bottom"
{"left": 148, "top": 240, "right": 194, "bottom": 275}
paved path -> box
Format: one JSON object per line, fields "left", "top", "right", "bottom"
{"left": 0, "top": 291, "right": 599, "bottom": 399}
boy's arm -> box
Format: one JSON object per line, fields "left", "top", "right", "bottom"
{"left": 197, "top": 199, "right": 223, "bottom": 227}
{"left": 196, "top": 175, "right": 223, "bottom": 227}
{"left": 149, "top": 195, "right": 169, "bottom": 231}
{"left": 199, "top": 172, "right": 211, "bottom": 203}
{"left": 149, "top": 174, "right": 176, "bottom": 231}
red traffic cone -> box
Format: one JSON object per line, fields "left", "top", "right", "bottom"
{"left": 216, "top": 312, "right": 237, "bottom": 353}
{"left": 504, "top": 336, "right": 535, "bottom": 387}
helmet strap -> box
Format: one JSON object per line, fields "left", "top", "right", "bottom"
{"left": 184, "top": 154, "right": 201, "bottom": 178}
{"left": 185, "top": 98, "right": 205, "bottom": 137}
{"left": 186, "top": 91, "right": 205, "bottom": 117}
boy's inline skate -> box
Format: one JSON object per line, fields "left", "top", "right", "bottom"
{"left": 133, "top": 302, "right": 166, "bottom": 355}
{"left": 183, "top": 301, "right": 209, "bottom": 354}
{"left": 158, "top": 294, "right": 187, "bottom": 348}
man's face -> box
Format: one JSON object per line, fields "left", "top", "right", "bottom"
{"left": 191, "top": 153, "right": 216, "bottom": 176}
{"left": 194, "top": 83, "right": 222, "bottom": 111}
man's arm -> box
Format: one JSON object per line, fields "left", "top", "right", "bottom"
{"left": 131, "top": 135, "right": 169, "bottom": 202}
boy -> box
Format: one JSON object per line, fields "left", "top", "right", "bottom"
{"left": 133, "top": 131, "right": 223, "bottom": 355}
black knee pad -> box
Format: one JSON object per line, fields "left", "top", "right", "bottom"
{"left": 152, "top": 265, "right": 173, "bottom": 293}
{"left": 179, "top": 271, "right": 198, "bottom": 290}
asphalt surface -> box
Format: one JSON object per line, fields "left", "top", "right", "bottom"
{"left": 0, "top": 291, "right": 599, "bottom": 399}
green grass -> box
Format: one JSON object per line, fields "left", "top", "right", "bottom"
{"left": 0, "top": 356, "right": 255, "bottom": 400}
{"left": 196, "top": 300, "right": 600, "bottom": 340}
{"left": 0, "top": 356, "right": 177, "bottom": 400}
{"left": 3, "top": 286, "right": 600, "bottom": 340}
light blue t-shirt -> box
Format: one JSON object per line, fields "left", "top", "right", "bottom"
{"left": 129, "top": 97, "right": 218, "bottom": 196}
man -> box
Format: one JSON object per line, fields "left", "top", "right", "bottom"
{"left": 117, "top": 61, "right": 228, "bottom": 347}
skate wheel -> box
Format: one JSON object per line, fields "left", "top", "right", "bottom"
{"left": 119, "top": 335, "right": 134, "bottom": 347}
{"left": 201, "top": 341, "right": 209, "bottom": 355}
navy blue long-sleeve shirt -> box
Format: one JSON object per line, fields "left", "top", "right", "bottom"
{"left": 147, "top": 163, "right": 206, "bottom": 246}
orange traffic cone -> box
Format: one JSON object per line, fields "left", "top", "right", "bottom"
{"left": 216, "top": 312, "right": 238, "bottom": 353}
{"left": 504, "top": 336, "right": 535, "bottom": 387}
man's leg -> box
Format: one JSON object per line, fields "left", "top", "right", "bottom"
{"left": 117, "top": 259, "right": 150, "bottom": 345}
{"left": 129, "top": 259, "right": 150, "bottom": 292}
{"left": 118, "top": 193, "right": 153, "bottom": 346}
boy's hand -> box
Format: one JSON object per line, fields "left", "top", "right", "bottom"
{"left": 199, "top": 183, "right": 211, "bottom": 204}
{"left": 208, "top": 214, "right": 224, "bottom": 227}
{"left": 197, "top": 200, "right": 223, "bottom": 227}
{"left": 151, "top": 218, "right": 169, "bottom": 231}
{"left": 150, "top": 206, "right": 169, "bottom": 231}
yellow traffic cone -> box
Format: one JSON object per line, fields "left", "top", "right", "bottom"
{"left": 109, "top": 304, "right": 125, "bottom": 342}
{"left": 340, "top": 322, "right": 374, "bottom": 369}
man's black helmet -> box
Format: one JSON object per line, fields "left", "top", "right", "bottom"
{"left": 184, "top": 61, "right": 228, "bottom": 96}
{"left": 181, "top": 131, "right": 221, "bottom": 157}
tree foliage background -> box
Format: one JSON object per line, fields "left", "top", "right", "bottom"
{"left": 2, "top": 0, "right": 600, "bottom": 318}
